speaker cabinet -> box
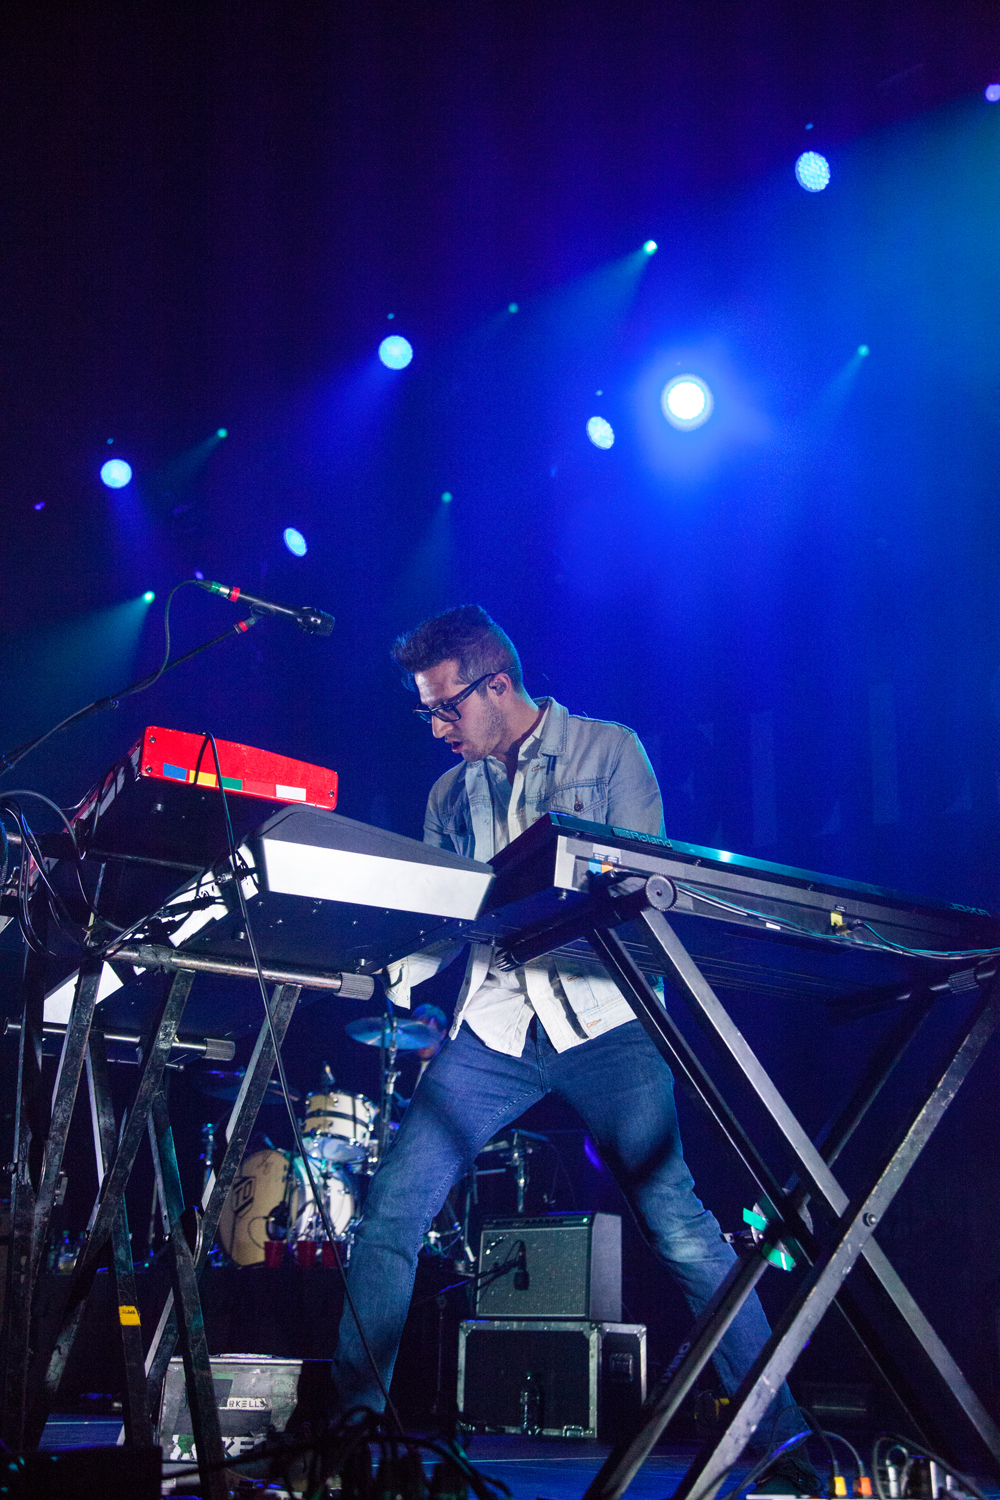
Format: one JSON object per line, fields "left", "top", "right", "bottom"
{"left": 475, "top": 1213, "right": 621, "bottom": 1321}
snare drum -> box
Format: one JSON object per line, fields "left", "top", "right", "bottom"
{"left": 217, "top": 1149, "right": 359, "bottom": 1264}
{"left": 301, "top": 1091, "right": 376, "bottom": 1164}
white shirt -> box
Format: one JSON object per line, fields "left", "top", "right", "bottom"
{"left": 386, "top": 696, "right": 663, "bottom": 1057}
{"left": 451, "top": 705, "right": 633, "bottom": 1058}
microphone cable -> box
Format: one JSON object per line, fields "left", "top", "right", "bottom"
{"left": 199, "top": 732, "right": 403, "bottom": 1433}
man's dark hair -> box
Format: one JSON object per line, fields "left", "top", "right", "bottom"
{"left": 391, "top": 605, "right": 525, "bottom": 691}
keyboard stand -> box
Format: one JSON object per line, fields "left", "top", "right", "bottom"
{"left": 0, "top": 919, "right": 367, "bottom": 1500}
{"left": 491, "top": 872, "right": 1000, "bottom": 1499}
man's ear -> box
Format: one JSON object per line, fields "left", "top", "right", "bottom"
{"left": 490, "top": 674, "right": 509, "bottom": 695}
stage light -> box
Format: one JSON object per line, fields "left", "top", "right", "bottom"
{"left": 986, "top": 84, "right": 1000, "bottom": 103}
{"left": 378, "top": 335, "right": 413, "bottom": 369}
{"left": 216, "top": 428, "right": 228, "bottom": 438}
{"left": 33, "top": 501, "right": 44, "bottom": 511}
{"left": 858, "top": 344, "right": 870, "bottom": 357}
{"left": 441, "top": 491, "right": 453, "bottom": 503}
{"left": 100, "top": 458, "right": 133, "bottom": 489}
{"left": 508, "top": 302, "right": 519, "bottom": 313}
{"left": 795, "top": 151, "right": 830, "bottom": 192}
{"left": 661, "top": 375, "right": 713, "bottom": 430}
{"left": 143, "top": 591, "right": 155, "bottom": 603}
{"left": 643, "top": 240, "right": 658, "bottom": 255}
{"left": 283, "top": 526, "right": 307, "bottom": 556}
{"left": 586, "top": 416, "right": 615, "bottom": 449}
{"left": 194, "top": 570, "right": 205, "bottom": 580}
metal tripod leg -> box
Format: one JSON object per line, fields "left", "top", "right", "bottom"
{"left": 0, "top": 949, "right": 101, "bottom": 1448}
{"left": 85, "top": 1032, "right": 155, "bottom": 1448}
{"left": 0, "top": 933, "right": 48, "bottom": 1450}
{"left": 668, "top": 986, "right": 1000, "bottom": 1500}
{"left": 636, "top": 908, "right": 1000, "bottom": 1462}
{"left": 583, "top": 910, "right": 1000, "bottom": 1500}
{"left": 26, "top": 967, "right": 195, "bottom": 1444}
{"left": 143, "top": 982, "right": 302, "bottom": 1396}
{"left": 149, "top": 1090, "right": 228, "bottom": 1500}
{"left": 582, "top": 988, "right": 946, "bottom": 1500}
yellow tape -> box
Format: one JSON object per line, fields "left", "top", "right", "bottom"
{"left": 118, "top": 1305, "right": 140, "bottom": 1326}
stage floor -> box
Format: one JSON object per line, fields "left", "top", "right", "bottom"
{"left": 38, "top": 1419, "right": 1000, "bottom": 1500}
{"left": 38, "top": 1420, "right": 737, "bottom": 1499}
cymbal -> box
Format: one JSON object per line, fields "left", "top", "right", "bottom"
{"left": 345, "top": 1016, "right": 442, "bottom": 1051}
{"left": 194, "top": 1070, "right": 299, "bottom": 1104}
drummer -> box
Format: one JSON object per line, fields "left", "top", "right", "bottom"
{"left": 410, "top": 1003, "right": 446, "bottom": 1081}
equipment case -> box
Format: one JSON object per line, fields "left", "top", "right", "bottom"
{"left": 457, "top": 1319, "right": 646, "bottom": 1440}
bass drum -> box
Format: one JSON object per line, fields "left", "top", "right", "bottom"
{"left": 217, "top": 1148, "right": 291, "bottom": 1266}
{"left": 217, "top": 1149, "right": 359, "bottom": 1265}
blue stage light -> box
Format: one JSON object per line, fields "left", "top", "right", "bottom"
{"left": 586, "top": 416, "right": 615, "bottom": 449}
{"left": 795, "top": 151, "right": 831, "bottom": 192}
{"left": 283, "top": 527, "right": 308, "bottom": 556}
{"left": 858, "top": 344, "right": 870, "bottom": 357}
{"left": 986, "top": 84, "right": 1000, "bottom": 103}
{"left": 643, "top": 240, "right": 658, "bottom": 255}
{"left": 661, "top": 375, "right": 713, "bottom": 430}
{"left": 378, "top": 335, "right": 413, "bottom": 369}
{"left": 441, "top": 491, "right": 453, "bottom": 503}
{"left": 216, "top": 428, "right": 228, "bottom": 438}
{"left": 100, "top": 458, "right": 133, "bottom": 489}
{"left": 143, "top": 591, "right": 155, "bottom": 603}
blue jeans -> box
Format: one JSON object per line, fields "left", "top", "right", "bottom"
{"left": 333, "top": 1019, "right": 793, "bottom": 1434}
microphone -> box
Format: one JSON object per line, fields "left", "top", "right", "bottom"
{"left": 196, "top": 579, "right": 335, "bottom": 637}
{"left": 514, "top": 1240, "right": 530, "bottom": 1291}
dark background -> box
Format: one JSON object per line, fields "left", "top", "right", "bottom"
{"left": 2, "top": 0, "right": 1000, "bottom": 1435}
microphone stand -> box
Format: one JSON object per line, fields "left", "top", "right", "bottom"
{"left": 0, "top": 615, "right": 259, "bottom": 778}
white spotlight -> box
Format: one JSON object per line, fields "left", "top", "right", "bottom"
{"left": 661, "top": 376, "right": 713, "bottom": 430}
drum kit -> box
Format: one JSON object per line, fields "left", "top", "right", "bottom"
{"left": 213, "top": 1014, "right": 443, "bottom": 1267}
{"left": 210, "top": 1008, "right": 553, "bottom": 1270}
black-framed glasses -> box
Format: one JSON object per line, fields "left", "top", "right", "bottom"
{"left": 414, "top": 672, "right": 496, "bottom": 723}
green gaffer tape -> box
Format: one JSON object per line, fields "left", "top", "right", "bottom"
{"left": 221, "top": 776, "right": 243, "bottom": 790}
{"left": 763, "top": 1244, "right": 797, "bottom": 1271}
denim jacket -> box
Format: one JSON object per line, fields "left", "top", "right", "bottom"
{"left": 423, "top": 697, "right": 663, "bottom": 859}
{"left": 389, "top": 698, "right": 664, "bottom": 1044}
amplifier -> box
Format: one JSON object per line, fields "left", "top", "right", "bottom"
{"left": 457, "top": 1319, "right": 646, "bottom": 1440}
{"left": 158, "top": 1354, "right": 333, "bottom": 1478}
{"left": 476, "top": 1213, "right": 621, "bottom": 1321}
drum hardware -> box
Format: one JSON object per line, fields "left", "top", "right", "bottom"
{"left": 476, "top": 1130, "right": 549, "bottom": 1215}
